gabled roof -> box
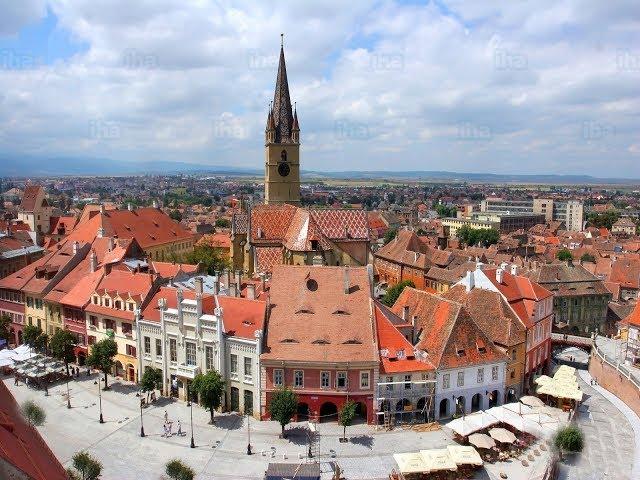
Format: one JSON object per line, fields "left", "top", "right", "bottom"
{"left": 20, "top": 185, "right": 44, "bottom": 212}
{"left": 217, "top": 295, "right": 266, "bottom": 340}
{"left": 610, "top": 257, "right": 640, "bottom": 289}
{"left": 391, "top": 287, "right": 507, "bottom": 369}
{"left": 622, "top": 302, "right": 640, "bottom": 328}
{"left": 375, "top": 230, "right": 451, "bottom": 270}
{"left": 151, "top": 261, "right": 198, "bottom": 279}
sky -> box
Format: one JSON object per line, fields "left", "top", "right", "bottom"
{"left": 0, "top": 0, "right": 639, "bottom": 177}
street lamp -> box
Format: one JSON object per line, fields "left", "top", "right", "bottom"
{"left": 188, "top": 385, "right": 195, "bottom": 448}
{"left": 94, "top": 380, "right": 104, "bottom": 423}
{"left": 247, "top": 413, "right": 252, "bottom": 455}
{"left": 66, "top": 374, "right": 71, "bottom": 409}
{"left": 140, "top": 398, "right": 145, "bottom": 437}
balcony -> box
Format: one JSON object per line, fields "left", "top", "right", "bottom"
{"left": 176, "top": 363, "right": 200, "bottom": 379}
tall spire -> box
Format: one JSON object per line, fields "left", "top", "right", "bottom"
{"left": 272, "top": 35, "right": 294, "bottom": 143}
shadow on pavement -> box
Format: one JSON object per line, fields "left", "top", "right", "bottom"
{"left": 349, "top": 434, "right": 374, "bottom": 449}
{"left": 284, "top": 426, "right": 312, "bottom": 446}
{"left": 213, "top": 413, "right": 243, "bottom": 430}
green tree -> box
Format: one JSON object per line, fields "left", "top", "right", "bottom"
{"left": 183, "top": 244, "right": 230, "bottom": 275}
{"left": 557, "top": 249, "right": 573, "bottom": 261}
{"left": 49, "top": 329, "right": 77, "bottom": 375}
{"left": 554, "top": 425, "right": 584, "bottom": 459}
{"left": 268, "top": 387, "right": 298, "bottom": 438}
{"left": 0, "top": 313, "right": 12, "bottom": 344}
{"left": 69, "top": 451, "right": 102, "bottom": 480}
{"left": 87, "top": 338, "right": 118, "bottom": 389}
{"left": 383, "top": 228, "right": 398, "bottom": 245}
{"left": 169, "top": 209, "right": 183, "bottom": 222}
{"left": 435, "top": 204, "right": 457, "bottom": 218}
{"left": 140, "top": 367, "right": 163, "bottom": 402}
{"left": 191, "top": 370, "right": 225, "bottom": 424}
{"left": 165, "top": 459, "right": 195, "bottom": 480}
{"left": 22, "top": 324, "right": 48, "bottom": 352}
{"left": 21, "top": 400, "right": 46, "bottom": 426}
{"left": 381, "top": 280, "right": 415, "bottom": 307}
{"left": 457, "top": 226, "right": 500, "bottom": 247}
{"left": 580, "top": 253, "right": 596, "bottom": 263}
{"left": 586, "top": 210, "right": 619, "bottom": 230}
{"left": 338, "top": 400, "right": 357, "bottom": 441}
{"left": 215, "top": 218, "right": 231, "bottom": 228}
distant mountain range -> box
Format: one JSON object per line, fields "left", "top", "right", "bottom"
{"left": 1, "top": 155, "right": 638, "bottom": 185}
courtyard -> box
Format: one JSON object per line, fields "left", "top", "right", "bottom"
{"left": 3, "top": 369, "right": 637, "bottom": 480}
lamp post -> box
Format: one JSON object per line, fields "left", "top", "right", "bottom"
{"left": 246, "top": 413, "right": 252, "bottom": 455}
{"left": 94, "top": 380, "right": 104, "bottom": 423}
{"left": 66, "top": 374, "right": 71, "bottom": 409}
{"left": 188, "top": 385, "right": 195, "bottom": 448}
{"left": 140, "top": 398, "right": 145, "bottom": 437}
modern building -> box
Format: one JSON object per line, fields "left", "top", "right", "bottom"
{"left": 260, "top": 265, "right": 379, "bottom": 424}
{"left": 470, "top": 212, "right": 546, "bottom": 234}
{"left": 480, "top": 198, "right": 584, "bottom": 232}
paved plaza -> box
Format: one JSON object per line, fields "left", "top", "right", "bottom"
{"left": 3, "top": 368, "right": 637, "bottom": 479}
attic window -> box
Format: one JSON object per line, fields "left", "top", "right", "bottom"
{"left": 281, "top": 338, "right": 298, "bottom": 343}
{"left": 153, "top": 221, "right": 159, "bottom": 227}
{"left": 124, "top": 225, "right": 131, "bottom": 231}
{"left": 476, "top": 339, "right": 487, "bottom": 354}
{"left": 312, "top": 339, "right": 330, "bottom": 345}
{"left": 456, "top": 347, "right": 466, "bottom": 357}
{"left": 332, "top": 308, "right": 350, "bottom": 315}
{"left": 343, "top": 339, "right": 362, "bottom": 345}
{"left": 306, "top": 279, "right": 318, "bottom": 291}
{"left": 295, "top": 307, "right": 314, "bottom": 314}
{"left": 242, "top": 320, "right": 254, "bottom": 326}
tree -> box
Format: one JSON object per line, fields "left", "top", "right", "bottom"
{"left": 49, "top": 329, "right": 77, "bottom": 375}
{"left": 165, "top": 459, "right": 195, "bottom": 480}
{"left": 191, "top": 370, "right": 225, "bottom": 424}
{"left": 22, "top": 324, "right": 47, "bottom": 352}
{"left": 587, "top": 210, "right": 619, "bottom": 230}
{"left": 21, "top": 400, "right": 46, "bottom": 426}
{"left": 381, "top": 280, "right": 415, "bottom": 307}
{"left": 435, "top": 204, "right": 457, "bottom": 218}
{"left": 215, "top": 218, "right": 231, "bottom": 228}
{"left": 140, "top": 367, "right": 163, "bottom": 402}
{"left": 580, "top": 253, "right": 596, "bottom": 264}
{"left": 87, "top": 338, "right": 118, "bottom": 389}
{"left": 268, "top": 387, "right": 298, "bottom": 438}
{"left": 69, "top": 451, "right": 102, "bottom": 480}
{"left": 183, "top": 244, "right": 230, "bottom": 275}
{"left": 554, "top": 425, "right": 584, "bottom": 459}
{"left": 338, "top": 400, "right": 357, "bottom": 441}
{"left": 456, "top": 226, "right": 500, "bottom": 247}
{"left": 0, "top": 313, "right": 11, "bottom": 344}
{"left": 169, "top": 209, "right": 183, "bottom": 222}
{"left": 557, "top": 249, "right": 573, "bottom": 261}
{"left": 383, "top": 228, "right": 398, "bottom": 245}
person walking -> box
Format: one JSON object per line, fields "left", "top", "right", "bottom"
{"left": 164, "top": 410, "right": 169, "bottom": 423}
{"left": 163, "top": 423, "right": 168, "bottom": 438}
{"left": 168, "top": 421, "right": 173, "bottom": 437}
{"left": 177, "top": 420, "right": 183, "bottom": 436}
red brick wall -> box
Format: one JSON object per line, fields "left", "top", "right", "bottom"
{"left": 589, "top": 352, "right": 640, "bottom": 418}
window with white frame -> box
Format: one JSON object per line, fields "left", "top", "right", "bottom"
{"left": 477, "top": 368, "right": 484, "bottom": 383}
{"left": 360, "top": 371, "right": 370, "bottom": 389}
{"left": 205, "top": 346, "right": 214, "bottom": 371}
{"left": 155, "top": 338, "right": 162, "bottom": 357}
{"left": 144, "top": 336, "right": 151, "bottom": 355}
{"left": 457, "top": 371, "right": 464, "bottom": 387}
{"left": 274, "top": 369, "right": 283, "bottom": 386}
{"left": 185, "top": 342, "right": 196, "bottom": 366}
{"left": 385, "top": 375, "right": 394, "bottom": 391}
{"left": 336, "top": 371, "right": 347, "bottom": 389}
{"left": 244, "top": 357, "right": 252, "bottom": 378}
{"left": 443, "top": 373, "right": 450, "bottom": 389}
{"left": 321, "top": 371, "right": 330, "bottom": 389}
{"left": 169, "top": 338, "right": 177, "bottom": 362}
{"left": 492, "top": 366, "right": 499, "bottom": 381}
{"left": 230, "top": 354, "right": 238, "bottom": 374}
{"left": 404, "top": 374, "right": 412, "bottom": 389}
{"left": 294, "top": 370, "right": 304, "bottom": 388}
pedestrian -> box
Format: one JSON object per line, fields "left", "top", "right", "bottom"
{"left": 164, "top": 410, "right": 169, "bottom": 423}
{"left": 168, "top": 421, "right": 173, "bottom": 436}
{"left": 163, "top": 423, "right": 168, "bottom": 438}
{"left": 14, "top": 374, "right": 18, "bottom": 386}
{"left": 177, "top": 420, "right": 183, "bottom": 436}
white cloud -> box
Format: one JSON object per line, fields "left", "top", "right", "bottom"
{"left": 0, "top": 0, "right": 638, "bottom": 176}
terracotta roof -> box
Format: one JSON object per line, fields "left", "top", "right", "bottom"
{"left": 613, "top": 217, "right": 636, "bottom": 227}
{"left": 375, "top": 304, "right": 434, "bottom": 374}
{"left": 610, "top": 257, "right": 640, "bottom": 289}
{"left": 49, "top": 215, "right": 77, "bottom": 234}
{"left": 262, "top": 265, "right": 378, "bottom": 364}
{"left": 151, "top": 261, "right": 198, "bottom": 279}
{"left": 255, "top": 246, "right": 283, "bottom": 273}
{"left": 197, "top": 232, "right": 231, "bottom": 249}
{"left": 0, "top": 381, "right": 67, "bottom": 480}
{"left": 60, "top": 268, "right": 105, "bottom": 308}
{"left": 624, "top": 301, "right": 640, "bottom": 328}
{"left": 85, "top": 269, "right": 156, "bottom": 319}
{"left": 375, "top": 230, "right": 451, "bottom": 270}
{"left": 217, "top": 295, "right": 266, "bottom": 340}
{"left": 20, "top": 185, "right": 44, "bottom": 212}
{"left": 391, "top": 287, "right": 507, "bottom": 369}
{"left": 525, "top": 263, "right": 611, "bottom": 297}
{"left": 251, "top": 204, "right": 298, "bottom": 242}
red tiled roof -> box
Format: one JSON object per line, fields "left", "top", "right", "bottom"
{"left": 375, "top": 304, "right": 434, "bottom": 374}
{"left": 624, "top": 302, "right": 640, "bottom": 328}
{"left": 375, "top": 230, "right": 451, "bottom": 270}
{"left": 60, "top": 268, "right": 105, "bottom": 308}
{"left": 197, "top": 232, "right": 231, "bottom": 249}
{"left": 255, "top": 246, "right": 282, "bottom": 273}
{"left": 610, "top": 257, "right": 640, "bottom": 289}
{"left": 151, "top": 261, "right": 198, "bottom": 279}
{"left": 218, "top": 296, "right": 266, "bottom": 340}
{"left": 20, "top": 185, "right": 44, "bottom": 212}
{"left": 0, "top": 381, "right": 67, "bottom": 480}
{"left": 142, "top": 287, "right": 213, "bottom": 323}
{"left": 262, "top": 265, "right": 378, "bottom": 364}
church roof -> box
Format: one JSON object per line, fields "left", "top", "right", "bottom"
{"left": 271, "top": 43, "right": 295, "bottom": 143}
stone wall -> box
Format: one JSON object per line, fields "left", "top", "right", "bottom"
{"left": 589, "top": 350, "right": 640, "bottom": 418}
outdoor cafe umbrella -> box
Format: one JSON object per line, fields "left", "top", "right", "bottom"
{"left": 446, "top": 445, "right": 483, "bottom": 467}
{"left": 468, "top": 433, "right": 496, "bottom": 450}
{"left": 520, "top": 395, "right": 545, "bottom": 408}
{"left": 488, "top": 427, "right": 517, "bottom": 444}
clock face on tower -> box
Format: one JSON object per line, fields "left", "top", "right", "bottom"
{"left": 278, "top": 162, "right": 290, "bottom": 177}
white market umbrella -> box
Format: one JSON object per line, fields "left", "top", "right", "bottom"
{"left": 468, "top": 433, "right": 496, "bottom": 450}
{"left": 520, "top": 395, "right": 545, "bottom": 408}
{"left": 488, "top": 427, "right": 517, "bottom": 444}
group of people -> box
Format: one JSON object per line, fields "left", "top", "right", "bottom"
{"left": 162, "top": 410, "right": 184, "bottom": 438}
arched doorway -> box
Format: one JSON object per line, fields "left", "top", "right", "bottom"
{"left": 506, "top": 389, "right": 516, "bottom": 403}
{"left": 416, "top": 397, "right": 428, "bottom": 422}
{"left": 319, "top": 402, "right": 338, "bottom": 422}
{"left": 471, "top": 393, "right": 482, "bottom": 413}
{"left": 230, "top": 387, "right": 240, "bottom": 411}
{"left": 489, "top": 390, "right": 499, "bottom": 408}
{"left": 244, "top": 390, "right": 253, "bottom": 416}
{"left": 439, "top": 398, "right": 449, "bottom": 418}
{"left": 115, "top": 361, "right": 124, "bottom": 378}
{"left": 127, "top": 364, "right": 135, "bottom": 382}
{"left": 297, "top": 402, "right": 310, "bottom": 420}
{"left": 354, "top": 402, "right": 367, "bottom": 423}
{"left": 77, "top": 352, "right": 86, "bottom": 366}
{"left": 17, "top": 330, "right": 23, "bottom": 344}
{"left": 455, "top": 396, "right": 466, "bottom": 416}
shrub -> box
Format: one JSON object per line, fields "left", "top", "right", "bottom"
{"left": 554, "top": 424, "right": 584, "bottom": 454}
{"left": 21, "top": 400, "right": 46, "bottom": 426}
{"left": 166, "top": 459, "right": 195, "bottom": 480}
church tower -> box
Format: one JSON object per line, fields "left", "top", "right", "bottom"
{"left": 264, "top": 36, "right": 300, "bottom": 205}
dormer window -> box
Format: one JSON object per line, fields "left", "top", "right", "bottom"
{"left": 332, "top": 308, "right": 350, "bottom": 315}
{"left": 295, "top": 307, "right": 314, "bottom": 314}
{"left": 312, "top": 339, "right": 330, "bottom": 345}
{"left": 115, "top": 300, "right": 122, "bottom": 310}
{"left": 281, "top": 338, "right": 298, "bottom": 343}
{"left": 343, "top": 339, "right": 362, "bottom": 345}
{"left": 456, "top": 347, "right": 466, "bottom": 357}
{"left": 104, "top": 299, "right": 111, "bottom": 307}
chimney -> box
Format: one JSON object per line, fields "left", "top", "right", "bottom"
{"left": 176, "top": 289, "right": 184, "bottom": 329}
{"left": 99, "top": 204, "right": 105, "bottom": 214}
{"left": 466, "top": 270, "right": 475, "bottom": 292}
{"left": 229, "top": 283, "right": 237, "bottom": 297}
{"left": 247, "top": 283, "right": 256, "bottom": 300}
{"left": 72, "top": 241, "right": 79, "bottom": 255}
{"left": 411, "top": 315, "right": 418, "bottom": 344}
{"left": 510, "top": 264, "right": 518, "bottom": 276}
{"left": 212, "top": 276, "right": 220, "bottom": 295}
{"left": 366, "top": 264, "right": 374, "bottom": 297}
{"left": 89, "top": 249, "right": 97, "bottom": 273}
{"left": 194, "top": 277, "right": 203, "bottom": 317}
{"left": 223, "top": 269, "right": 231, "bottom": 289}
{"left": 260, "top": 272, "right": 266, "bottom": 294}
{"left": 97, "top": 227, "right": 105, "bottom": 238}
{"left": 496, "top": 268, "right": 504, "bottom": 284}
{"left": 257, "top": 227, "right": 263, "bottom": 238}
{"left": 128, "top": 203, "right": 133, "bottom": 211}
{"left": 402, "top": 305, "right": 409, "bottom": 321}
{"left": 343, "top": 266, "right": 350, "bottom": 294}
{"left": 235, "top": 270, "right": 242, "bottom": 293}
{"left": 108, "top": 237, "right": 114, "bottom": 251}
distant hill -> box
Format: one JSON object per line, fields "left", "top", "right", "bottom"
{"left": 1, "top": 155, "right": 638, "bottom": 185}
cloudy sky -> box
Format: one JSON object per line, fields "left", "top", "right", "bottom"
{"left": 0, "top": 0, "right": 639, "bottom": 176}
